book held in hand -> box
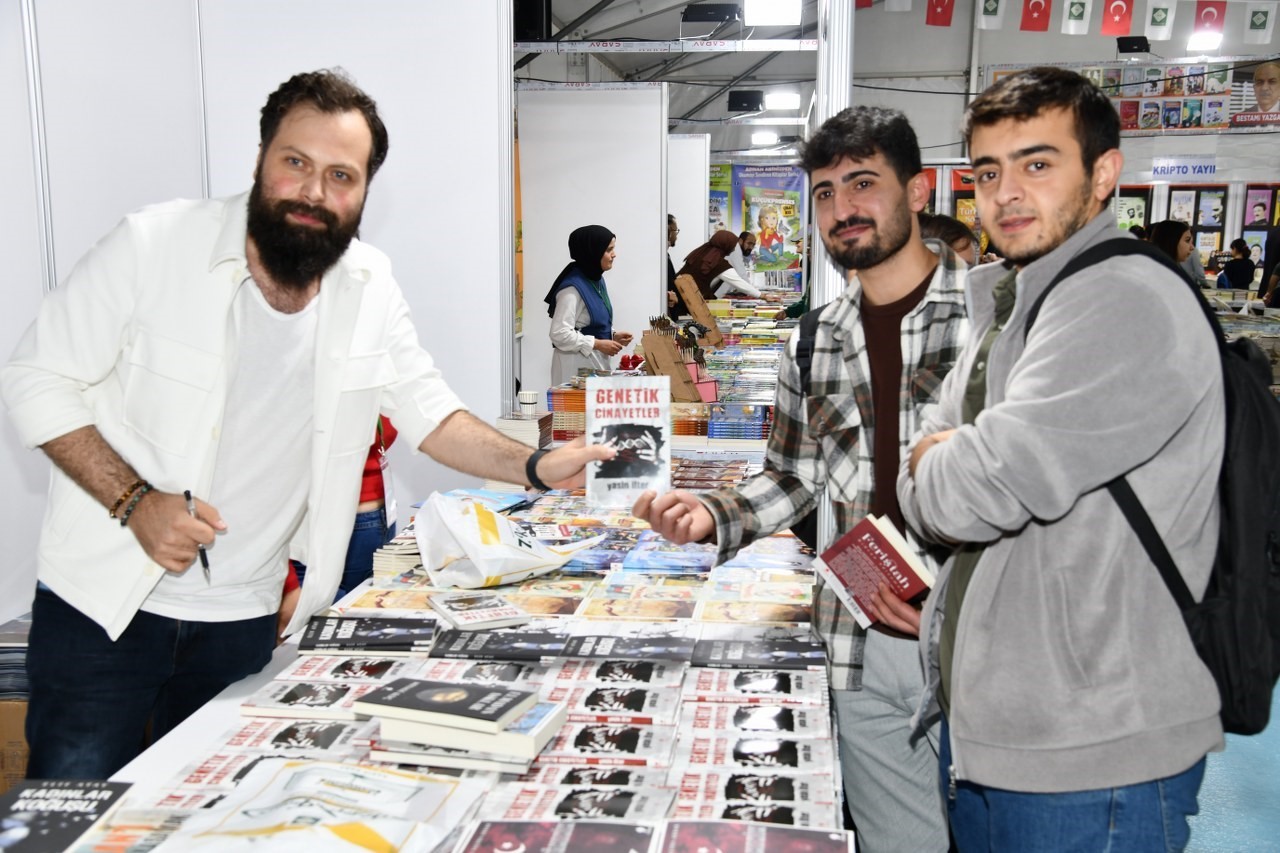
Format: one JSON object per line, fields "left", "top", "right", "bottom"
{"left": 812, "top": 513, "right": 935, "bottom": 630}
{"left": 352, "top": 678, "right": 538, "bottom": 733}
{"left": 428, "top": 590, "right": 531, "bottom": 631}
{"left": 585, "top": 375, "right": 671, "bottom": 508}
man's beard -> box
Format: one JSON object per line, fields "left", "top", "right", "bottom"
{"left": 997, "top": 176, "right": 1094, "bottom": 268}
{"left": 246, "top": 178, "right": 362, "bottom": 290}
{"left": 822, "top": 205, "right": 912, "bottom": 273}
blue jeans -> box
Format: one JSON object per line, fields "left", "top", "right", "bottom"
{"left": 25, "top": 586, "right": 276, "bottom": 780}
{"left": 940, "top": 718, "right": 1205, "bottom": 852}
{"left": 293, "top": 507, "right": 393, "bottom": 601}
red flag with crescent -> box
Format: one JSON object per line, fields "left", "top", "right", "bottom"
{"left": 1193, "top": 0, "right": 1226, "bottom": 33}
{"left": 1100, "top": 0, "right": 1133, "bottom": 35}
{"left": 926, "top": 0, "right": 956, "bottom": 25}
{"left": 856, "top": 0, "right": 873, "bottom": 8}
{"left": 1021, "top": 0, "right": 1051, "bottom": 30}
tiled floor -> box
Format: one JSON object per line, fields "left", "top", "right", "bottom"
{"left": 1187, "top": 683, "right": 1280, "bottom": 852}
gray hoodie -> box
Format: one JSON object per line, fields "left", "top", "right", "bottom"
{"left": 899, "top": 212, "right": 1225, "bottom": 793}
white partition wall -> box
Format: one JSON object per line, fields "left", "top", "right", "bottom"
{"left": 667, "top": 133, "right": 711, "bottom": 269}
{"left": 517, "top": 86, "right": 666, "bottom": 394}
{"left": 196, "top": 0, "right": 512, "bottom": 503}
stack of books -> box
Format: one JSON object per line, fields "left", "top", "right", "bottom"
{"left": 495, "top": 412, "right": 552, "bottom": 449}
{"left": 0, "top": 612, "right": 31, "bottom": 699}
{"left": 546, "top": 384, "right": 587, "bottom": 441}
{"left": 355, "top": 679, "right": 567, "bottom": 773}
{"left": 428, "top": 590, "right": 531, "bottom": 631}
{"left": 369, "top": 520, "right": 422, "bottom": 580}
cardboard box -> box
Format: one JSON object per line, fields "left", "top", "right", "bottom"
{"left": 0, "top": 700, "right": 28, "bottom": 792}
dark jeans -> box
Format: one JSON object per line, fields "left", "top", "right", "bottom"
{"left": 293, "top": 506, "right": 393, "bottom": 601}
{"left": 940, "top": 717, "right": 1205, "bottom": 852}
{"left": 25, "top": 586, "right": 276, "bottom": 780}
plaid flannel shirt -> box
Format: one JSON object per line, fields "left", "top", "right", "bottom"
{"left": 700, "top": 240, "right": 969, "bottom": 690}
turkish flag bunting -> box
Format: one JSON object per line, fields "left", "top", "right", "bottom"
{"left": 1020, "top": 0, "right": 1051, "bottom": 30}
{"left": 1193, "top": 0, "right": 1226, "bottom": 33}
{"left": 855, "top": 0, "right": 873, "bottom": 8}
{"left": 926, "top": 0, "right": 956, "bottom": 25}
{"left": 1100, "top": 0, "right": 1134, "bottom": 34}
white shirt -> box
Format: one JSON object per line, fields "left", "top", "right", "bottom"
{"left": 549, "top": 287, "right": 609, "bottom": 385}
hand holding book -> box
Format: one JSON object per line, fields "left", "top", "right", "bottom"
{"left": 812, "top": 514, "right": 935, "bottom": 631}
{"left": 868, "top": 581, "right": 923, "bottom": 636}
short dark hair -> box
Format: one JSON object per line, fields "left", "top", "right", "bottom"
{"left": 739, "top": 230, "right": 755, "bottom": 242}
{"left": 668, "top": 214, "right": 677, "bottom": 226}
{"left": 963, "top": 66, "right": 1119, "bottom": 175}
{"left": 260, "top": 69, "right": 389, "bottom": 182}
{"left": 800, "top": 106, "right": 922, "bottom": 184}
{"left": 1148, "top": 219, "right": 1190, "bottom": 262}
{"left": 1128, "top": 224, "right": 1147, "bottom": 240}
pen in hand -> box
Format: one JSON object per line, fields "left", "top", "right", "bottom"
{"left": 184, "top": 489, "right": 211, "bottom": 582}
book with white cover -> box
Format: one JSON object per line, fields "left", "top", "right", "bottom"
{"left": 542, "top": 658, "right": 687, "bottom": 690}
{"left": 677, "top": 702, "right": 831, "bottom": 739}
{"left": 457, "top": 820, "right": 660, "bottom": 853}
{"left": 676, "top": 735, "right": 835, "bottom": 774}
{"left": 517, "top": 765, "right": 667, "bottom": 788}
{"left": 367, "top": 739, "right": 533, "bottom": 774}
{"left": 419, "top": 658, "right": 548, "bottom": 687}
{"left": 538, "top": 723, "right": 677, "bottom": 768}
{"left": 681, "top": 668, "right": 828, "bottom": 706}
{"left": 542, "top": 684, "right": 681, "bottom": 725}
{"left": 429, "top": 590, "right": 532, "bottom": 630}
{"left": 482, "top": 782, "right": 676, "bottom": 821}
{"left": 275, "top": 654, "right": 434, "bottom": 684}
{"left": 670, "top": 768, "right": 838, "bottom": 806}
{"left": 585, "top": 375, "right": 671, "bottom": 508}
{"left": 240, "top": 680, "right": 381, "bottom": 720}
{"left": 670, "top": 800, "right": 841, "bottom": 829}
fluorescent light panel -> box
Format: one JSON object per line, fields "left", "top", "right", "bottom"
{"left": 751, "top": 130, "right": 780, "bottom": 145}
{"left": 1186, "top": 31, "right": 1222, "bottom": 52}
{"left": 743, "top": 0, "right": 802, "bottom": 26}
{"left": 764, "top": 91, "right": 801, "bottom": 110}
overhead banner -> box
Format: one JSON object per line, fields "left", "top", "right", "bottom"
{"left": 987, "top": 55, "right": 1280, "bottom": 136}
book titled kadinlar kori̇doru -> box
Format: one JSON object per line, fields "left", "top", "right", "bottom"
{"left": 585, "top": 375, "right": 670, "bottom": 509}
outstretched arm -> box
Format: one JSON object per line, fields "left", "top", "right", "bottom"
{"left": 419, "top": 410, "right": 613, "bottom": 489}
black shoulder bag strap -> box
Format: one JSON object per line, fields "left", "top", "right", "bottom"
{"left": 1024, "top": 238, "right": 1201, "bottom": 611}
{"left": 795, "top": 307, "right": 823, "bottom": 397}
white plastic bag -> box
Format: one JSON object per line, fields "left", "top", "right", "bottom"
{"left": 415, "top": 491, "right": 605, "bottom": 589}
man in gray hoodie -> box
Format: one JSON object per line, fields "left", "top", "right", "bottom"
{"left": 889, "top": 66, "right": 1224, "bottom": 850}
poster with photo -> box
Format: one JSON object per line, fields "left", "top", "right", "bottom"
{"left": 1195, "top": 231, "right": 1221, "bottom": 267}
{"left": 1197, "top": 190, "right": 1226, "bottom": 228}
{"left": 1113, "top": 189, "right": 1149, "bottom": 232}
{"left": 734, "top": 164, "right": 807, "bottom": 272}
{"left": 1181, "top": 99, "right": 1202, "bottom": 129}
{"left": 1229, "top": 60, "right": 1280, "bottom": 129}
{"left": 709, "top": 164, "right": 732, "bottom": 234}
{"left": 1245, "top": 188, "right": 1273, "bottom": 228}
{"left": 1242, "top": 231, "right": 1267, "bottom": 270}
{"left": 1169, "top": 190, "right": 1197, "bottom": 226}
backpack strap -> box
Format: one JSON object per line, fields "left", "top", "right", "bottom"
{"left": 795, "top": 307, "right": 824, "bottom": 398}
{"left": 1022, "top": 237, "right": 1207, "bottom": 614}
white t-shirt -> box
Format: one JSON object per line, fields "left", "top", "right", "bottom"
{"left": 143, "top": 279, "right": 317, "bottom": 620}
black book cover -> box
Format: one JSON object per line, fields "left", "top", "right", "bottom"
{"left": 354, "top": 678, "right": 537, "bottom": 731}
{"left": 691, "top": 637, "right": 827, "bottom": 671}
{"left": 560, "top": 633, "right": 695, "bottom": 662}
{"left": 0, "top": 779, "right": 131, "bottom": 851}
{"left": 298, "top": 615, "right": 435, "bottom": 652}
{"left": 428, "top": 625, "right": 569, "bottom": 662}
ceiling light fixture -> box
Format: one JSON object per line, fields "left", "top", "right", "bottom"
{"left": 751, "top": 130, "right": 780, "bottom": 146}
{"left": 1186, "top": 30, "right": 1222, "bottom": 52}
{"left": 764, "top": 91, "right": 801, "bottom": 110}
{"left": 743, "top": 0, "right": 802, "bottom": 26}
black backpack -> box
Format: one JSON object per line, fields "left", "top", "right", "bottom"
{"left": 786, "top": 308, "right": 825, "bottom": 550}
{"left": 1026, "top": 238, "right": 1280, "bottom": 735}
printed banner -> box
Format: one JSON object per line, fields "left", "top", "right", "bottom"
{"left": 1146, "top": 0, "right": 1176, "bottom": 40}
{"left": 1244, "top": 2, "right": 1277, "bottom": 44}
{"left": 977, "top": 0, "right": 1007, "bottom": 29}
{"left": 732, "top": 164, "right": 808, "bottom": 271}
{"left": 1062, "top": 0, "right": 1093, "bottom": 34}
{"left": 927, "top": 0, "right": 957, "bottom": 26}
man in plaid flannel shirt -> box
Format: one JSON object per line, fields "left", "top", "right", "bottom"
{"left": 635, "top": 107, "right": 969, "bottom": 852}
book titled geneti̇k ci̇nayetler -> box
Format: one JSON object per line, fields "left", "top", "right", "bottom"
{"left": 585, "top": 375, "right": 670, "bottom": 509}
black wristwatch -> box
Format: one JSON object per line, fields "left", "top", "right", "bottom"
{"left": 526, "top": 448, "right": 551, "bottom": 491}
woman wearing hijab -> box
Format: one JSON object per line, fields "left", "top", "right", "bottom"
{"left": 544, "top": 225, "right": 633, "bottom": 385}
{"left": 677, "top": 230, "right": 779, "bottom": 302}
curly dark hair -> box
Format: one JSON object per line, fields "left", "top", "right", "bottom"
{"left": 799, "top": 105, "right": 922, "bottom": 184}
{"left": 259, "top": 68, "right": 389, "bottom": 182}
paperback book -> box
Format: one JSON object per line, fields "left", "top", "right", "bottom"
{"left": 518, "top": 765, "right": 667, "bottom": 788}
{"left": 419, "top": 658, "right": 548, "bottom": 687}
{"left": 677, "top": 702, "right": 831, "bottom": 739}
{"left": 542, "top": 685, "right": 681, "bottom": 725}
{"left": 0, "top": 780, "right": 132, "bottom": 852}
{"left": 481, "top": 782, "right": 675, "bottom": 822}
{"left": 670, "top": 800, "right": 840, "bottom": 829}
{"left": 681, "top": 669, "right": 829, "bottom": 707}
{"left": 691, "top": 625, "right": 827, "bottom": 671}
{"left": 585, "top": 375, "right": 671, "bottom": 509}
{"left": 428, "top": 590, "right": 532, "bottom": 630}
{"left": 677, "top": 735, "right": 835, "bottom": 774}
{"left": 217, "top": 718, "right": 377, "bottom": 758}
{"left": 377, "top": 701, "right": 568, "bottom": 761}
{"left": 538, "top": 723, "right": 677, "bottom": 768}
{"left": 275, "top": 654, "right": 434, "bottom": 684}
{"left": 671, "top": 769, "right": 838, "bottom": 807}
{"left": 239, "top": 680, "right": 382, "bottom": 720}
{"left": 352, "top": 678, "right": 538, "bottom": 733}
{"left": 542, "top": 658, "right": 687, "bottom": 690}
{"left": 458, "top": 820, "right": 660, "bottom": 853}
{"left": 367, "top": 739, "right": 533, "bottom": 774}
{"left": 812, "top": 513, "right": 935, "bottom": 630}
{"left": 428, "top": 622, "right": 570, "bottom": 662}
{"left": 296, "top": 615, "right": 436, "bottom": 655}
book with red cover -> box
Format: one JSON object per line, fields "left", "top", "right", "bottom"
{"left": 812, "top": 514, "right": 935, "bottom": 630}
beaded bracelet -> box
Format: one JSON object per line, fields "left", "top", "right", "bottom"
{"left": 108, "top": 479, "right": 148, "bottom": 519}
{"left": 118, "top": 483, "right": 153, "bottom": 527}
